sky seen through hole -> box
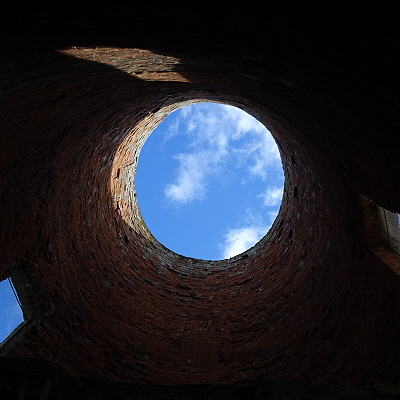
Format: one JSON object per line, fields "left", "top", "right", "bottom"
{"left": 0, "top": 279, "right": 24, "bottom": 343}
{"left": 136, "top": 103, "right": 284, "bottom": 260}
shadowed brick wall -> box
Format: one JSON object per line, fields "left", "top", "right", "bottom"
{"left": 1, "top": 3, "right": 400, "bottom": 395}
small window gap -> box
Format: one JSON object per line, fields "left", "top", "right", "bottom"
{"left": 8, "top": 277, "right": 26, "bottom": 320}
{"left": 361, "top": 195, "right": 400, "bottom": 276}
{"left": 1, "top": 268, "right": 45, "bottom": 348}
{"left": 0, "top": 278, "right": 24, "bottom": 343}
{"left": 380, "top": 207, "right": 400, "bottom": 255}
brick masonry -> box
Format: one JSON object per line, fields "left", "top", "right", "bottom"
{"left": 1, "top": 4, "right": 400, "bottom": 392}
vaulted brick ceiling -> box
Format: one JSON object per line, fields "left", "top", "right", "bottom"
{"left": 1, "top": 4, "right": 400, "bottom": 387}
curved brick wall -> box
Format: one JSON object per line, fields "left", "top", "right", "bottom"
{"left": 1, "top": 4, "right": 400, "bottom": 388}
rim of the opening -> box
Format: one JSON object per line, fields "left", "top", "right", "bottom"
{"left": 111, "top": 97, "right": 287, "bottom": 263}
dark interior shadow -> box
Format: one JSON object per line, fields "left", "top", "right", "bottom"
{"left": 1, "top": 2, "right": 400, "bottom": 388}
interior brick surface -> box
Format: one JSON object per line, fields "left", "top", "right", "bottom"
{"left": 1, "top": 3, "right": 400, "bottom": 388}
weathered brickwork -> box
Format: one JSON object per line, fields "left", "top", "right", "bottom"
{"left": 1, "top": 4, "right": 400, "bottom": 396}
{"left": 361, "top": 196, "right": 400, "bottom": 275}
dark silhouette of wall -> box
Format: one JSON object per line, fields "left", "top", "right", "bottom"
{"left": 1, "top": 3, "right": 400, "bottom": 399}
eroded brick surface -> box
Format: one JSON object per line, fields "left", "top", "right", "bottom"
{"left": 1, "top": 4, "right": 400, "bottom": 390}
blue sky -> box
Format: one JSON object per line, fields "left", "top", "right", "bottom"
{"left": 0, "top": 279, "right": 24, "bottom": 343}
{"left": 136, "top": 102, "right": 284, "bottom": 260}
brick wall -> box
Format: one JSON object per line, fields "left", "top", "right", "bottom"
{"left": 1, "top": 4, "right": 400, "bottom": 390}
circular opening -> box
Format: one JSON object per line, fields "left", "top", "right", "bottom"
{"left": 135, "top": 102, "right": 284, "bottom": 260}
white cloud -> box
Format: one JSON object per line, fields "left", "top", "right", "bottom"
{"left": 250, "top": 131, "right": 282, "bottom": 179}
{"left": 234, "top": 129, "right": 282, "bottom": 180}
{"left": 162, "top": 105, "right": 230, "bottom": 204}
{"left": 221, "top": 225, "right": 267, "bottom": 259}
{"left": 221, "top": 105, "right": 281, "bottom": 180}
{"left": 162, "top": 103, "right": 282, "bottom": 205}
{"left": 259, "top": 186, "right": 284, "bottom": 206}
{"left": 163, "top": 118, "right": 179, "bottom": 142}
{"left": 164, "top": 152, "right": 209, "bottom": 203}
{"left": 220, "top": 105, "right": 265, "bottom": 136}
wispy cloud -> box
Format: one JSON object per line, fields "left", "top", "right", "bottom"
{"left": 259, "top": 186, "right": 284, "bottom": 207}
{"left": 232, "top": 127, "right": 282, "bottom": 181}
{"left": 163, "top": 103, "right": 281, "bottom": 204}
{"left": 164, "top": 151, "right": 210, "bottom": 204}
{"left": 219, "top": 207, "right": 282, "bottom": 258}
{"left": 221, "top": 225, "right": 267, "bottom": 258}
{"left": 221, "top": 105, "right": 266, "bottom": 137}
{"left": 249, "top": 131, "right": 282, "bottom": 180}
